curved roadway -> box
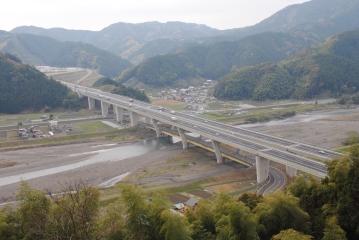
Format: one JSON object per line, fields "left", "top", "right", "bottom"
{"left": 258, "top": 167, "right": 287, "bottom": 196}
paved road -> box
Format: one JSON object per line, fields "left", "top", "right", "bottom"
{"left": 258, "top": 167, "right": 287, "bottom": 196}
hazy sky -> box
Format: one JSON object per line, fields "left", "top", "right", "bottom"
{"left": 1, "top": 0, "right": 309, "bottom": 31}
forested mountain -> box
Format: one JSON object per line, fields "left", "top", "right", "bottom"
{"left": 11, "top": 22, "right": 220, "bottom": 64}
{"left": 93, "top": 77, "right": 150, "bottom": 102}
{"left": 0, "top": 52, "right": 69, "bottom": 113}
{"left": 214, "top": 30, "right": 359, "bottom": 100}
{"left": 8, "top": 1, "right": 359, "bottom": 67}
{"left": 211, "top": 0, "right": 359, "bottom": 43}
{"left": 0, "top": 32, "right": 133, "bottom": 78}
{"left": 117, "top": 32, "right": 311, "bottom": 87}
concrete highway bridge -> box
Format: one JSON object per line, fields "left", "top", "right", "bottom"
{"left": 63, "top": 82, "right": 342, "bottom": 184}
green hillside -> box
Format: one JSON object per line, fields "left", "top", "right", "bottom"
{"left": 0, "top": 32, "right": 133, "bottom": 78}
{"left": 124, "top": 38, "right": 194, "bottom": 64}
{"left": 93, "top": 77, "right": 150, "bottom": 102}
{"left": 214, "top": 30, "right": 359, "bottom": 100}
{"left": 0, "top": 52, "right": 69, "bottom": 113}
{"left": 117, "top": 32, "right": 309, "bottom": 86}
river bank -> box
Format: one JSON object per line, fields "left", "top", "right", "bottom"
{"left": 1, "top": 106, "right": 357, "bottom": 206}
{"left": 238, "top": 107, "right": 359, "bottom": 148}
{"left": 0, "top": 139, "right": 184, "bottom": 204}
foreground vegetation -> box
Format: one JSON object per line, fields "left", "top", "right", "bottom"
{"left": 1, "top": 145, "right": 358, "bottom": 239}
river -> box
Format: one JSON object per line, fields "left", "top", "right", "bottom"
{"left": 0, "top": 137, "right": 174, "bottom": 187}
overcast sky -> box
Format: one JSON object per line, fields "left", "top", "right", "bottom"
{"left": 1, "top": 0, "right": 309, "bottom": 31}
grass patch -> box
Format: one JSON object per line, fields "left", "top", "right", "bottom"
{"left": 150, "top": 99, "right": 186, "bottom": 111}
{"left": 0, "top": 110, "right": 101, "bottom": 127}
{"left": 321, "top": 113, "right": 359, "bottom": 121}
{"left": 57, "top": 112, "right": 87, "bottom": 119}
{"left": 153, "top": 178, "right": 217, "bottom": 196}
{"left": 337, "top": 144, "right": 359, "bottom": 153}
{"left": 99, "top": 196, "right": 120, "bottom": 207}
{"left": 204, "top": 103, "right": 345, "bottom": 124}
{"left": 75, "top": 122, "right": 113, "bottom": 134}
{"left": 0, "top": 129, "right": 126, "bottom": 150}
{"left": 0, "top": 161, "right": 17, "bottom": 168}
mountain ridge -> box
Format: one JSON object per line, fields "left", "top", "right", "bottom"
{"left": 213, "top": 29, "right": 359, "bottom": 100}
{"left": 0, "top": 32, "right": 133, "bottom": 78}
{"left": 0, "top": 52, "right": 70, "bottom": 113}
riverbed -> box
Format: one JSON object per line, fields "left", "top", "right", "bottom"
{"left": 237, "top": 107, "right": 359, "bottom": 148}
{"left": 0, "top": 137, "right": 183, "bottom": 204}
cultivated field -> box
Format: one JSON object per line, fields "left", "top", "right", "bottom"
{"left": 151, "top": 99, "right": 187, "bottom": 111}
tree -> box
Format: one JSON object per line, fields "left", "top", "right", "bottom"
{"left": 226, "top": 201, "right": 259, "bottom": 240}
{"left": 288, "top": 176, "right": 329, "bottom": 239}
{"left": 160, "top": 210, "right": 192, "bottom": 240}
{"left": 0, "top": 204, "right": 22, "bottom": 239}
{"left": 16, "top": 180, "right": 52, "bottom": 239}
{"left": 147, "top": 195, "right": 168, "bottom": 240}
{"left": 196, "top": 199, "right": 216, "bottom": 235}
{"left": 322, "top": 216, "right": 347, "bottom": 240}
{"left": 119, "top": 184, "right": 151, "bottom": 240}
{"left": 272, "top": 229, "right": 313, "bottom": 240}
{"left": 253, "top": 191, "right": 311, "bottom": 240}
{"left": 45, "top": 181, "right": 101, "bottom": 239}
{"left": 238, "top": 192, "right": 263, "bottom": 210}
{"left": 335, "top": 145, "right": 359, "bottom": 239}
{"left": 98, "top": 201, "right": 126, "bottom": 240}
{"left": 1, "top": 180, "right": 104, "bottom": 240}
{"left": 214, "top": 193, "right": 259, "bottom": 240}
{"left": 190, "top": 220, "right": 215, "bottom": 240}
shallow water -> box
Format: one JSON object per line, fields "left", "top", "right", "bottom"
{"left": 0, "top": 137, "right": 173, "bottom": 187}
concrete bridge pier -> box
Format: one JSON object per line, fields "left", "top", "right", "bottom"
{"left": 177, "top": 128, "right": 188, "bottom": 149}
{"left": 88, "top": 97, "right": 95, "bottom": 110}
{"left": 101, "top": 101, "right": 110, "bottom": 117}
{"left": 114, "top": 106, "right": 123, "bottom": 122}
{"left": 151, "top": 119, "right": 161, "bottom": 137}
{"left": 77, "top": 92, "right": 83, "bottom": 98}
{"left": 256, "top": 155, "right": 270, "bottom": 184}
{"left": 286, "top": 166, "right": 297, "bottom": 177}
{"left": 130, "top": 111, "right": 139, "bottom": 127}
{"left": 211, "top": 140, "right": 223, "bottom": 164}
